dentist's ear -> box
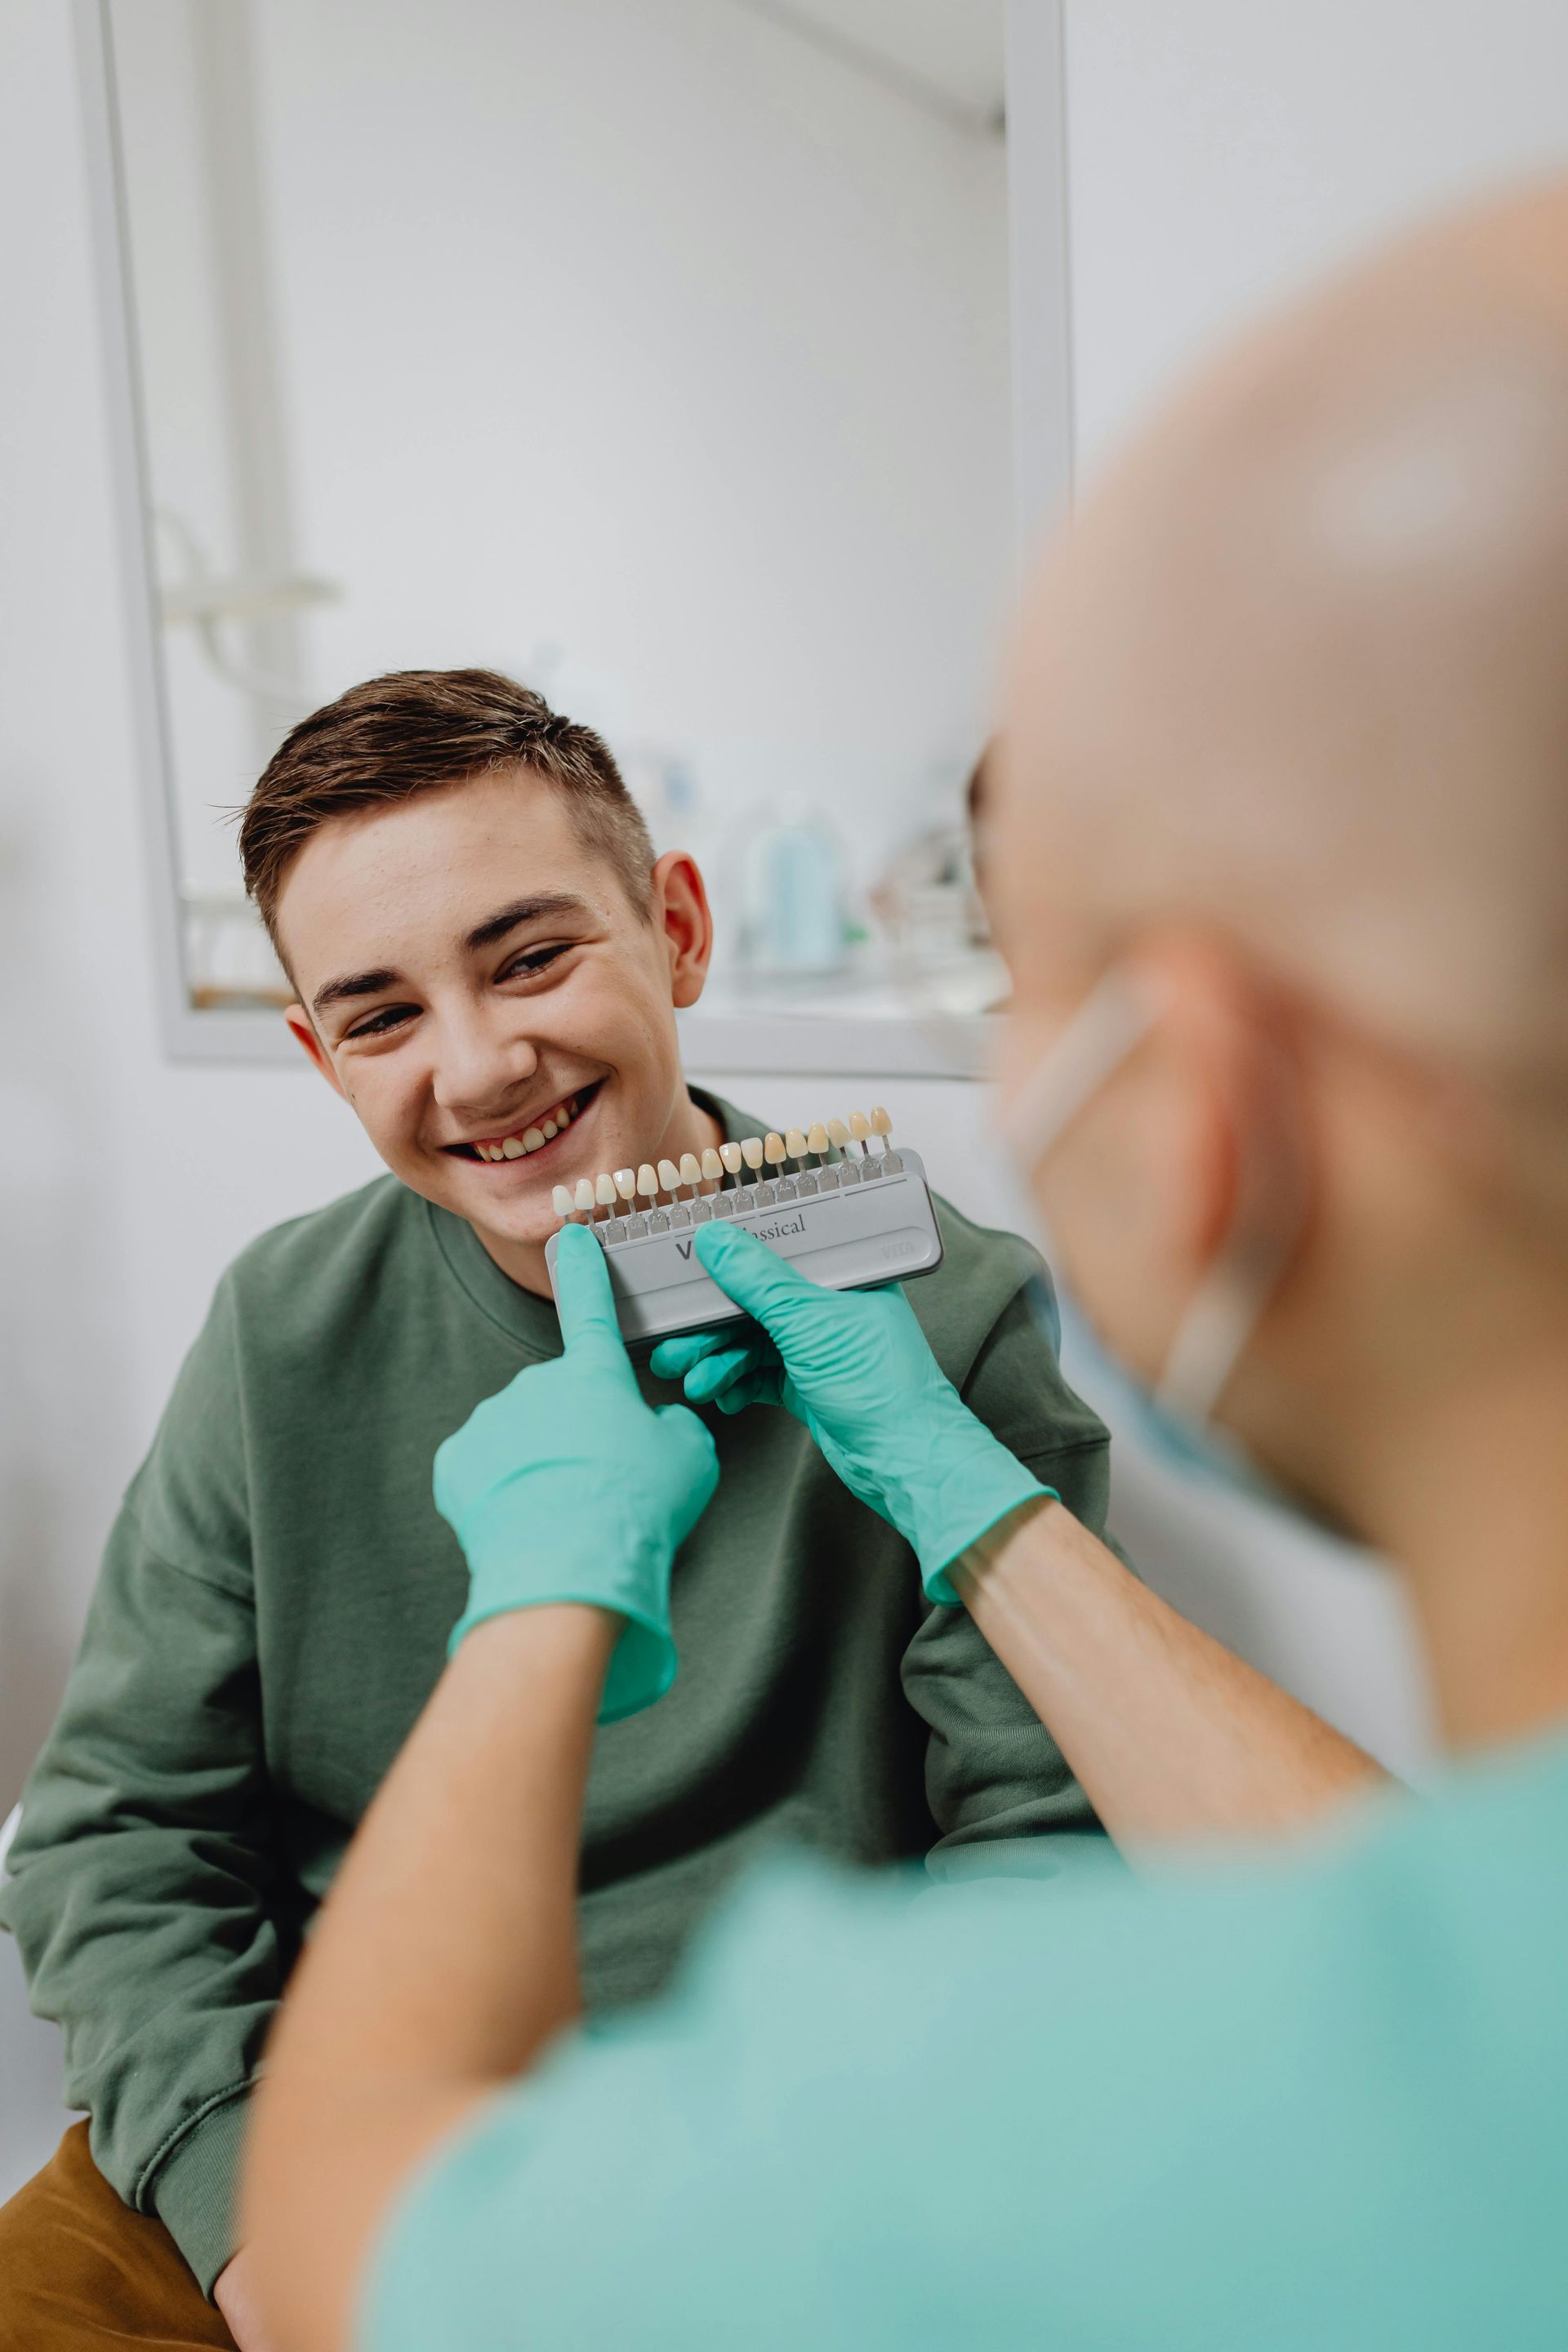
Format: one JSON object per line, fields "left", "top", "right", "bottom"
{"left": 651, "top": 852, "right": 715, "bottom": 1009}
{"left": 1129, "top": 930, "right": 1314, "bottom": 1414}
{"left": 284, "top": 1004, "right": 351, "bottom": 1102}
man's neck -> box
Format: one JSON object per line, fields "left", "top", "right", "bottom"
{"left": 472, "top": 1088, "right": 724, "bottom": 1299}
{"left": 1344, "top": 1335, "right": 1568, "bottom": 1753}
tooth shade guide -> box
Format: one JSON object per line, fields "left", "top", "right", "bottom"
{"left": 551, "top": 1184, "right": 573, "bottom": 1221}
{"left": 546, "top": 1129, "right": 943, "bottom": 1334}
{"left": 595, "top": 1172, "right": 618, "bottom": 1209}
{"left": 679, "top": 1152, "right": 702, "bottom": 1194}
{"left": 614, "top": 1168, "right": 638, "bottom": 1203}
{"left": 764, "top": 1134, "right": 786, "bottom": 1169}
{"left": 739, "top": 1136, "right": 765, "bottom": 1171}
{"left": 701, "top": 1146, "right": 724, "bottom": 1187}
{"left": 719, "top": 1140, "right": 744, "bottom": 1178}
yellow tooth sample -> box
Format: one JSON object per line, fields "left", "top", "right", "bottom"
{"left": 807, "top": 1123, "right": 829, "bottom": 1156}
{"left": 679, "top": 1152, "right": 702, "bottom": 1187}
{"left": 871, "top": 1106, "right": 892, "bottom": 1136}
{"left": 849, "top": 1111, "right": 871, "bottom": 1144}
{"left": 740, "top": 1137, "right": 765, "bottom": 1170}
{"left": 764, "top": 1133, "right": 786, "bottom": 1168}
{"left": 657, "top": 1158, "right": 680, "bottom": 1194}
{"left": 702, "top": 1146, "right": 724, "bottom": 1183}
{"left": 638, "top": 1163, "right": 659, "bottom": 1202}
{"left": 785, "top": 1127, "right": 808, "bottom": 1159}
{"left": 719, "top": 1141, "right": 744, "bottom": 1176}
{"left": 573, "top": 1178, "right": 595, "bottom": 1214}
{"left": 595, "top": 1171, "right": 618, "bottom": 1207}
{"left": 551, "top": 1184, "right": 573, "bottom": 1218}
{"left": 826, "top": 1118, "right": 849, "bottom": 1148}
{"left": 614, "top": 1167, "right": 637, "bottom": 1202}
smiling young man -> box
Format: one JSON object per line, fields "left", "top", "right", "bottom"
{"left": 0, "top": 669, "right": 1115, "bottom": 2352}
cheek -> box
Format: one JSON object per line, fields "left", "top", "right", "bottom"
{"left": 1033, "top": 1073, "right": 1200, "bottom": 1379}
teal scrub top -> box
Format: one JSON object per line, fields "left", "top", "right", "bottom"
{"left": 361, "top": 1731, "right": 1568, "bottom": 2350}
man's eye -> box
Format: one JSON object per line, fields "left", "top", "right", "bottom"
{"left": 345, "top": 1004, "right": 415, "bottom": 1040}
{"left": 498, "top": 943, "right": 570, "bottom": 983}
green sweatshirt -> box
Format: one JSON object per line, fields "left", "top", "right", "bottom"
{"left": 0, "top": 1095, "right": 1113, "bottom": 2293}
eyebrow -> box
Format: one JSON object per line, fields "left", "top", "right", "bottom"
{"left": 310, "top": 893, "right": 594, "bottom": 1018}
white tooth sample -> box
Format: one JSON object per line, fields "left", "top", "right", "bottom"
{"left": 574, "top": 1178, "right": 596, "bottom": 1213}
{"left": 785, "top": 1127, "right": 808, "bottom": 1160}
{"left": 657, "top": 1158, "right": 680, "bottom": 1194}
{"left": 501, "top": 1136, "right": 525, "bottom": 1159}
{"left": 849, "top": 1111, "right": 871, "bottom": 1144}
{"left": 719, "top": 1141, "right": 744, "bottom": 1176}
{"left": 871, "top": 1106, "right": 892, "bottom": 1136}
{"left": 523, "top": 1127, "right": 546, "bottom": 1152}
{"left": 541, "top": 1120, "right": 557, "bottom": 1140}
{"left": 702, "top": 1147, "right": 724, "bottom": 1183}
{"left": 679, "top": 1152, "right": 702, "bottom": 1188}
{"left": 764, "top": 1133, "right": 786, "bottom": 1168}
{"left": 595, "top": 1171, "right": 618, "bottom": 1207}
{"left": 740, "top": 1137, "right": 764, "bottom": 1170}
{"left": 807, "top": 1123, "right": 829, "bottom": 1156}
{"left": 826, "top": 1118, "right": 849, "bottom": 1148}
{"left": 638, "top": 1163, "right": 659, "bottom": 1203}
{"left": 614, "top": 1167, "right": 637, "bottom": 1202}
{"left": 552, "top": 1184, "right": 574, "bottom": 1218}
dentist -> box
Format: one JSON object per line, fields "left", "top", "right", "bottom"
{"left": 244, "top": 182, "right": 1568, "bottom": 2351}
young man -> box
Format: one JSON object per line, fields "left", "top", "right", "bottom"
{"left": 0, "top": 669, "right": 1114, "bottom": 2349}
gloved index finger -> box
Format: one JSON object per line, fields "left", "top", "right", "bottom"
{"left": 553, "top": 1222, "right": 635, "bottom": 1378}
{"left": 693, "top": 1220, "right": 818, "bottom": 1330}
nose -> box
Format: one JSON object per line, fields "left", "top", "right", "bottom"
{"left": 429, "top": 998, "right": 539, "bottom": 1121}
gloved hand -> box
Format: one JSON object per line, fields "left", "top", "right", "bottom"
{"left": 650, "top": 1223, "right": 1050, "bottom": 1603}
{"left": 434, "top": 1222, "right": 719, "bottom": 1720}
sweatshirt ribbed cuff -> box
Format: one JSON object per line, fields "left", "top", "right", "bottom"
{"left": 145, "top": 2088, "right": 251, "bottom": 2295}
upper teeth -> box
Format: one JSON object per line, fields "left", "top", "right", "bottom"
{"left": 473, "top": 1094, "right": 581, "bottom": 1160}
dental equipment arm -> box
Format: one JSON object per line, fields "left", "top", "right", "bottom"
{"left": 666, "top": 1224, "right": 1383, "bottom": 1850}
{"left": 242, "top": 1231, "right": 719, "bottom": 2352}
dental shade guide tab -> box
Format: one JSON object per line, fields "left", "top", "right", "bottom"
{"left": 545, "top": 1110, "right": 944, "bottom": 1345}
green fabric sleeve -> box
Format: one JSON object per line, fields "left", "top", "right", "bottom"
{"left": 0, "top": 1278, "right": 275, "bottom": 2293}
{"left": 899, "top": 1272, "right": 1115, "bottom": 1865}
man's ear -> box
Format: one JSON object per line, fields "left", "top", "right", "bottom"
{"left": 649, "top": 853, "right": 715, "bottom": 1009}
{"left": 284, "top": 1004, "right": 350, "bottom": 1101}
{"left": 1134, "top": 931, "right": 1311, "bottom": 1277}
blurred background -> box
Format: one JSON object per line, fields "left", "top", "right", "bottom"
{"left": 6, "top": 0, "right": 1568, "bottom": 2194}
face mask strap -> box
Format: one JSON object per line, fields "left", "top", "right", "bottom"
{"left": 1000, "top": 969, "right": 1159, "bottom": 1175}
{"left": 1005, "top": 961, "right": 1306, "bottom": 1435}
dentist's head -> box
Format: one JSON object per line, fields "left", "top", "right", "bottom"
{"left": 991, "top": 184, "right": 1568, "bottom": 1748}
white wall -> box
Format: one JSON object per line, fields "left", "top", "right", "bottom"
{"left": 1062, "top": 0, "right": 1568, "bottom": 483}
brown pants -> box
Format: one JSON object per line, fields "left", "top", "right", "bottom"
{"left": 0, "top": 2123, "right": 236, "bottom": 2348}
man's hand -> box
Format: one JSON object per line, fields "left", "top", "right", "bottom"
{"left": 652, "top": 1223, "right": 1048, "bottom": 1601}
{"left": 434, "top": 1221, "right": 719, "bottom": 1717}
{"left": 214, "top": 2247, "right": 285, "bottom": 2352}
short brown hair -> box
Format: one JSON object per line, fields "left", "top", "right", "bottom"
{"left": 239, "top": 668, "right": 654, "bottom": 941}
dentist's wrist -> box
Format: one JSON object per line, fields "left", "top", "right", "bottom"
{"left": 882, "top": 1405, "right": 1056, "bottom": 1606}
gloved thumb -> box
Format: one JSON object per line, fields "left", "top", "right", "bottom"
{"left": 554, "top": 1221, "right": 636, "bottom": 1383}
{"left": 693, "top": 1221, "right": 819, "bottom": 1338}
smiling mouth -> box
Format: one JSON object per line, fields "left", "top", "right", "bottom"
{"left": 443, "top": 1081, "right": 604, "bottom": 1165}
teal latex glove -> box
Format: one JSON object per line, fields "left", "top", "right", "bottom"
{"left": 650, "top": 1223, "right": 1050, "bottom": 1604}
{"left": 434, "top": 1222, "right": 719, "bottom": 1721}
